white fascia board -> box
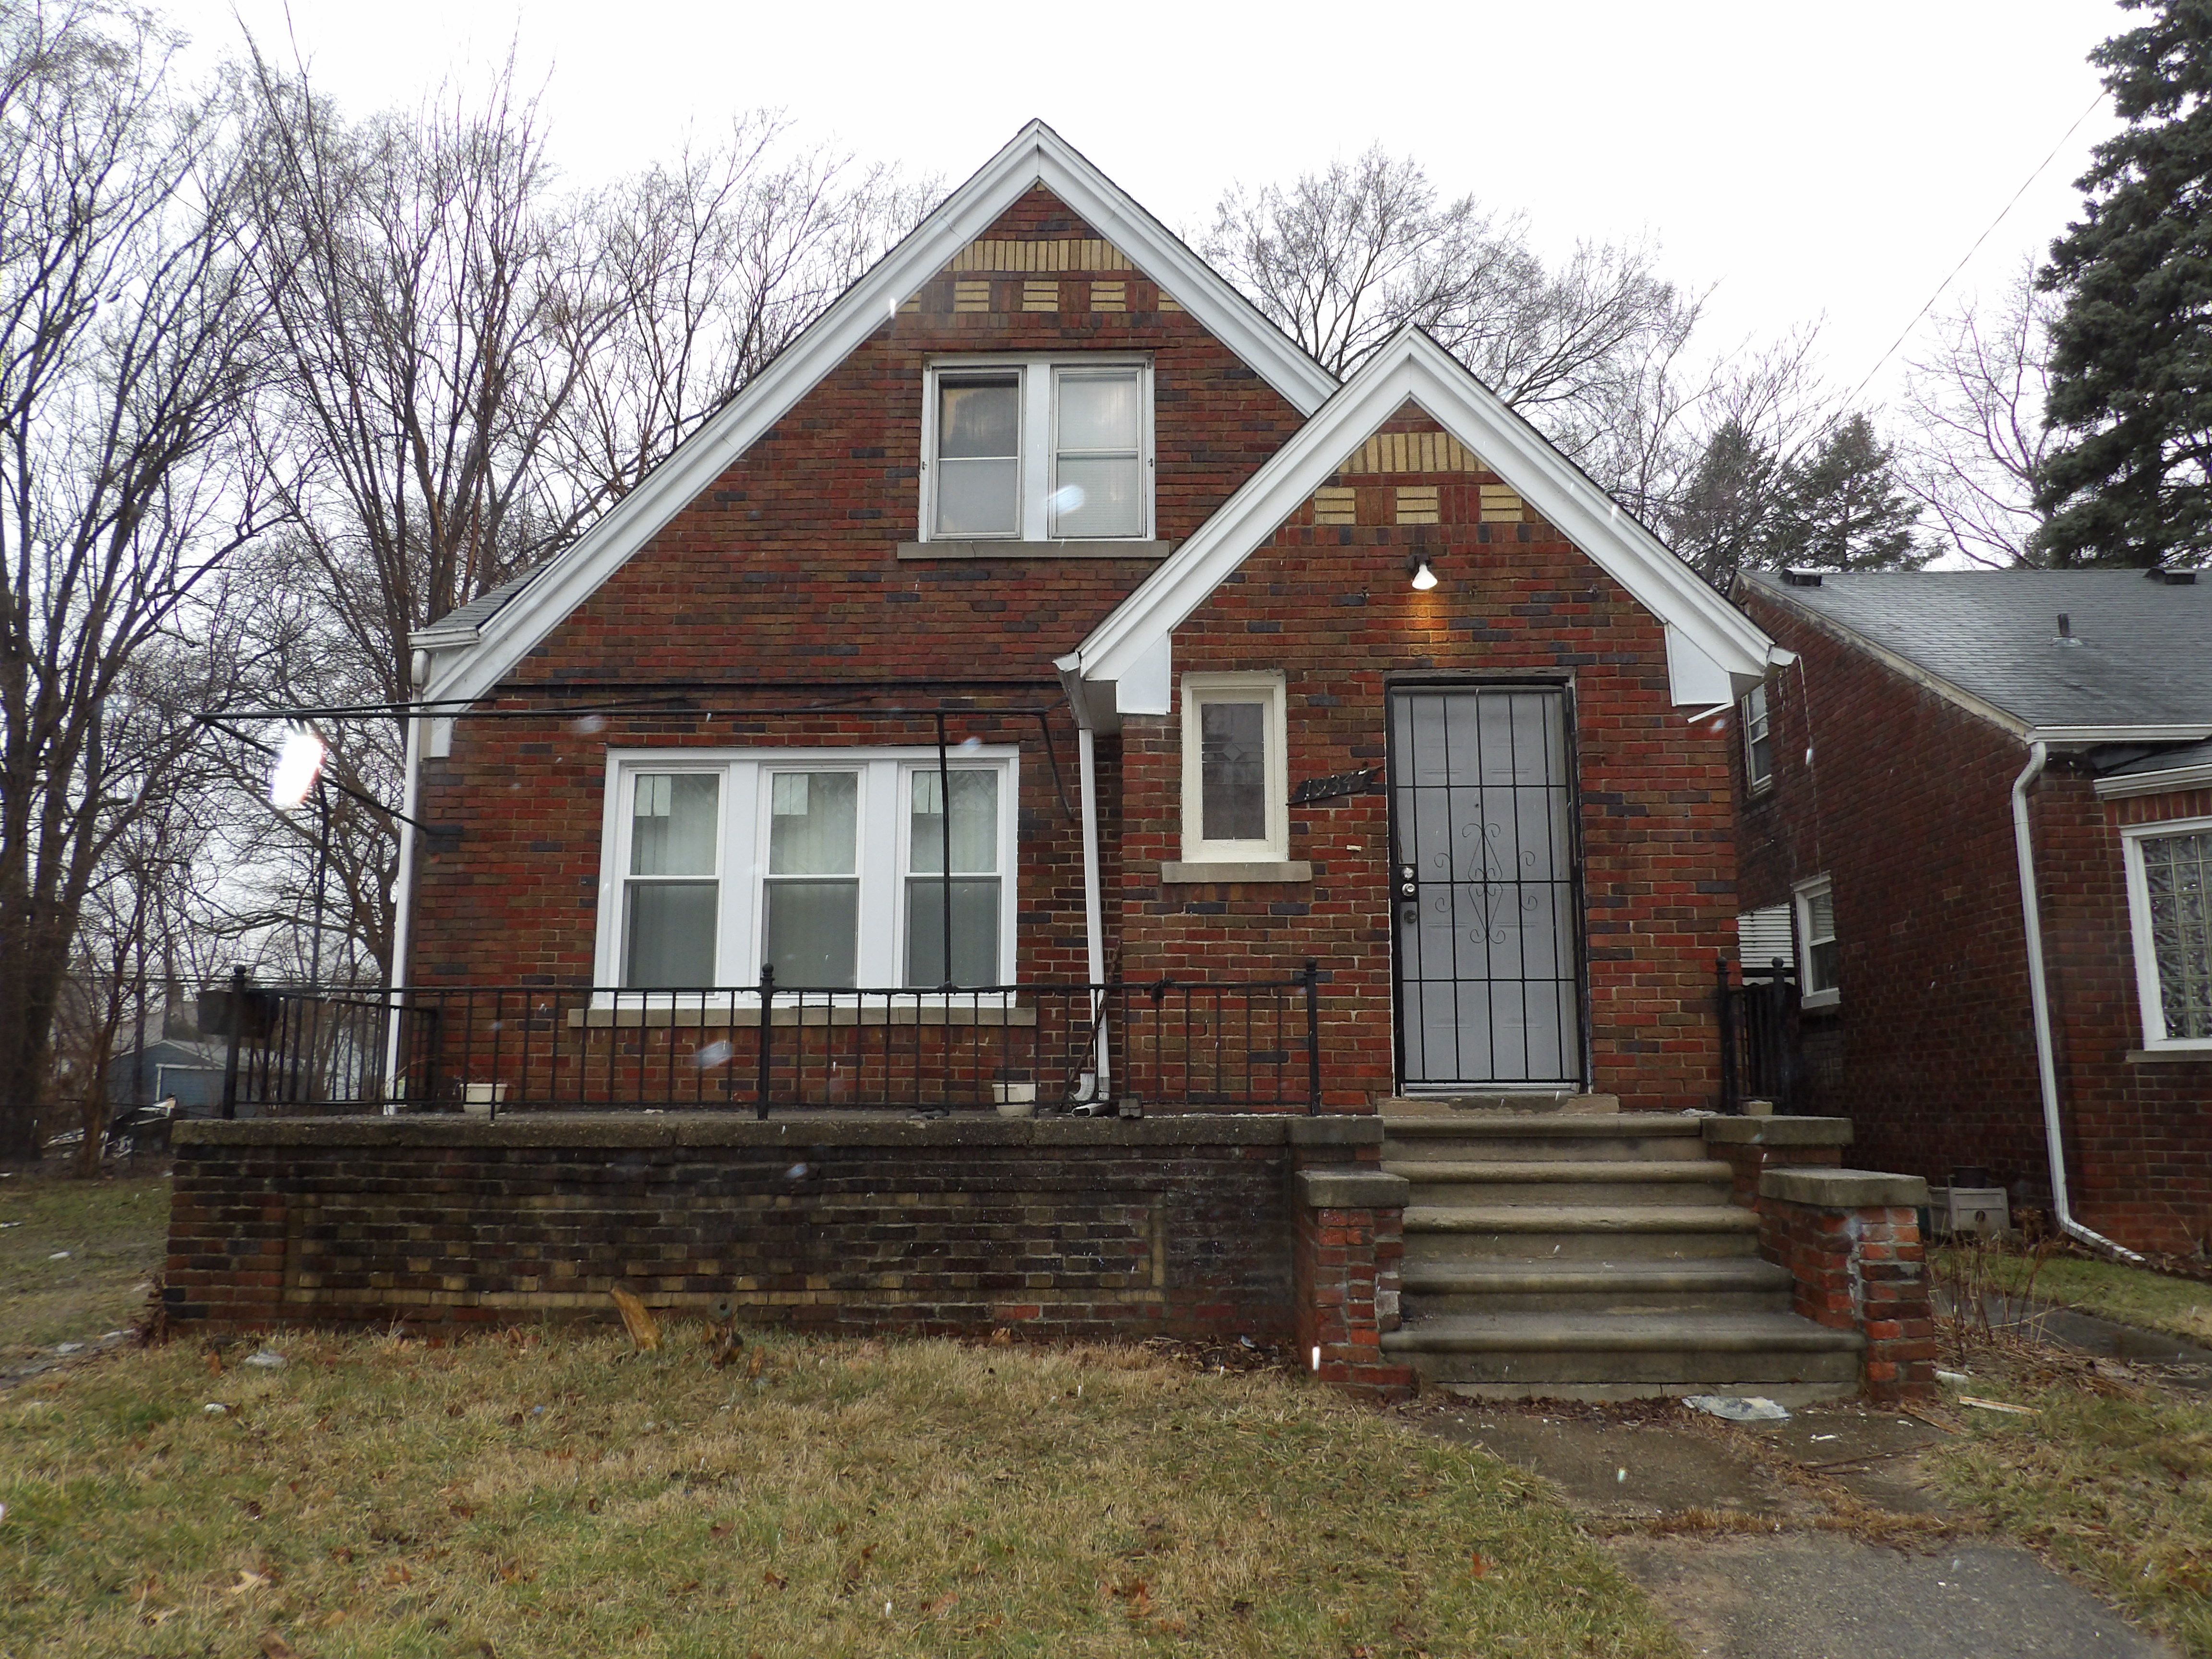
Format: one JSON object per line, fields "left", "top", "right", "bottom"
{"left": 2096, "top": 761, "right": 2212, "bottom": 799}
{"left": 424, "top": 120, "right": 1335, "bottom": 708}
{"left": 2028, "top": 723, "right": 2212, "bottom": 746}
{"left": 1070, "top": 328, "right": 1773, "bottom": 704}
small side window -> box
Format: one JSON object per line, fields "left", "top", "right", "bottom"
{"left": 1743, "top": 683, "right": 1773, "bottom": 791}
{"left": 1795, "top": 876, "right": 1839, "bottom": 1008}
{"left": 1180, "top": 673, "right": 1288, "bottom": 863}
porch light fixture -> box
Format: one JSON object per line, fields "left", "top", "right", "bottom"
{"left": 268, "top": 726, "right": 327, "bottom": 809}
{"left": 1407, "top": 551, "right": 1438, "bottom": 591}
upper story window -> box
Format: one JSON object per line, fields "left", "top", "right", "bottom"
{"left": 1180, "top": 673, "right": 1288, "bottom": 864}
{"left": 1743, "top": 682, "right": 1773, "bottom": 792}
{"left": 922, "top": 357, "right": 1153, "bottom": 542}
{"left": 2122, "top": 817, "right": 2212, "bottom": 1049}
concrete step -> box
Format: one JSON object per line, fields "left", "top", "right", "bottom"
{"left": 1381, "top": 1113, "right": 1707, "bottom": 1164}
{"left": 1401, "top": 1256, "right": 1795, "bottom": 1316}
{"left": 1384, "top": 1158, "right": 1734, "bottom": 1206}
{"left": 1381, "top": 1310, "right": 1863, "bottom": 1388}
{"left": 1405, "top": 1203, "right": 1761, "bottom": 1261}
{"left": 1380, "top": 1092, "right": 1618, "bottom": 1116}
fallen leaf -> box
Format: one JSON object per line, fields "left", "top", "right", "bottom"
{"left": 382, "top": 1564, "right": 412, "bottom": 1587}
{"left": 260, "top": 1634, "right": 300, "bottom": 1658}
{"left": 1469, "top": 1552, "right": 1491, "bottom": 1579}
{"left": 745, "top": 1348, "right": 766, "bottom": 1380}
{"left": 610, "top": 1288, "right": 661, "bottom": 1352}
{"left": 224, "top": 1569, "right": 272, "bottom": 1596}
{"left": 762, "top": 1569, "right": 787, "bottom": 1590}
{"left": 709, "top": 1523, "right": 734, "bottom": 1541}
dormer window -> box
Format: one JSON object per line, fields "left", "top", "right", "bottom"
{"left": 922, "top": 357, "right": 1152, "bottom": 542}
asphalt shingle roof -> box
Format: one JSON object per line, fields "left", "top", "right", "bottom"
{"left": 1739, "top": 569, "right": 2212, "bottom": 731}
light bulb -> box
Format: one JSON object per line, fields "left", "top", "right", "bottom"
{"left": 1409, "top": 556, "right": 1438, "bottom": 591}
{"left": 269, "top": 727, "right": 327, "bottom": 809}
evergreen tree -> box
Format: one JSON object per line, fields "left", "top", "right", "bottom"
{"left": 1667, "top": 419, "right": 1784, "bottom": 588}
{"left": 1772, "top": 414, "right": 1931, "bottom": 572}
{"left": 2035, "top": 0, "right": 2212, "bottom": 568}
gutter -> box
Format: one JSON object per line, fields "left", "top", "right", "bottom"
{"left": 2095, "top": 759, "right": 2212, "bottom": 800}
{"left": 2010, "top": 741, "right": 2144, "bottom": 1262}
{"left": 1056, "top": 662, "right": 1111, "bottom": 1102}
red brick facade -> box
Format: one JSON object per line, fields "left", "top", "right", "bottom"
{"left": 1736, "top": 586, "right": 2212, "bottom": 1255}
{"left": 408, "top": 190, "right": 1742, "bottom": 1110}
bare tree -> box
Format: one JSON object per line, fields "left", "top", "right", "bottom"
{"left": 1202, "top": 146, "right": 1705, "bottom": 468}
{"left": 0, "top": 4, "right": 276, "bottom": 1159}
{"left": 552, "top": 114, "right": 937, "bottom": 505}
{"left": 1898, "top": 257, "right": 2056, "bottom": 567}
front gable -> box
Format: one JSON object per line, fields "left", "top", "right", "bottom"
{"left": 1065, "top": 329, "right": 1777, "bottom": 716}
{"left": 418, "top": 122, "right": 1335, "bottom": 707}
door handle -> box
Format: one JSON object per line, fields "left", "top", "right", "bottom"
{"left": 1395, "top": 864, "right": 1418, "bottom": 900}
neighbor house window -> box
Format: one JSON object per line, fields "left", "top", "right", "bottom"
{"left": 599, "top": 749, "right": 1018, "bottom": 990}
{"left": 1794, "top": 875, "right": 1839, "bottom": 1009}
{"left": 2123, "top": 818, "right": 2212, "bottom": 1048}
{"left": 1743, "top": 682, "right": 1773, "bottom": 791}
{"left": 1180, "top": 673, "right": 1288, "bottom": 863}
{"left": 923, "top": 358, "right": 1152, "bottom": 541}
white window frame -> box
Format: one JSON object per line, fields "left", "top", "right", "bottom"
{"left": 2121, "top": 814, "right": 2212, "bottom": 1051}
{"left": 1743, "top": 681, "right": 1773, "bottom": 792}
{"left": 1793, "top": 874, "right": 1839, "bottom": 1010}
{"left": 918, "top": 355, "right": 1154, "bottom": 543}
{"left": 1179, "top": 672, "right": 1289, "bottom": 865}
{"left": 595, "top": 747, "right": 1020, "bottom": 994}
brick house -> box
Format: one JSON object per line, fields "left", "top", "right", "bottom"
{"left": 169, "top": 126, "right": 1948, "bottom": 1401}
{"left": 396, "top": 121, "right": 1780, "bottom": 1110}
{"left": 1731, "top": 568, "right": 2212, "bottom": 1257}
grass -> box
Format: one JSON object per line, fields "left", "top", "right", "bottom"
{"left": 1928, "top": 1363, "right": 2212, "bottom": 1656}
{"left": 1937, "top": 1243, "right": 2212, "bottom": 1347}
{"left": 0, "top": 1172, "right": 168, "bottom": 1360}
{"left": 0, "top": 1326, "right": 1688, "bottom": 1659}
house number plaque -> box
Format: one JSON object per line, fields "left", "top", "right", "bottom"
{"left": 1289, "top": 766, "right": 1382, "bottom": 805}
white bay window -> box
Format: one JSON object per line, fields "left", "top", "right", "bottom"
{"left": 600, "top": 748, "right": 1018, "bottom": 990}
{"left": 922, "top": 357, "right": 1152, "bottom": 543}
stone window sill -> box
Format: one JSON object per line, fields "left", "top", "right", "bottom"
{"left": 895, "top": 539, "right": 1176, "bottom": 561}
{"left": 1160, "top": 860, "right": 1313, "bottom": 885}
{"left": 2126, "top": 1046, "right": 2212, "bottom": 1064}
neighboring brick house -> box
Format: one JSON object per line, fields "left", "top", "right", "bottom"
{"left": 396, "top": 122, "right": 1779, "bottom": 1111}
{"left": 1731, "top": 569, "right": 2212, "bottom": 1256}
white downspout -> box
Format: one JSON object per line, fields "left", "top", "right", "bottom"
{"left": 1076, "top": 722, "right": 1111, "bottom": 1100}
{"left": 383, "top": 706, "right": 425, "bottom": 1113}
{"left": 2011, "top": 741, "right": 2143, "bottom": 1261}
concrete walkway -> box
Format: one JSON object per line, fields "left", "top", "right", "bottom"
{"left": 1415, "top": 1398, "right": 2176, "bottom": 1659}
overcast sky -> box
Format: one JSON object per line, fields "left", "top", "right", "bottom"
{"left": 165, "top": 0, "right": 2127, "bottom": 409}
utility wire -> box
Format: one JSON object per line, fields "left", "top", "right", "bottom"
{"left": 1842, "top": 86, "right": 2109, "bottom": 409}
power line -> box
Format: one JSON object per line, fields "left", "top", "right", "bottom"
{"left": 1843, "top": 86, "right": 2109, "bottom": 409}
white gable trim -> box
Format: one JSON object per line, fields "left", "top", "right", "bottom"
{"left": 1065, "top": 328, "right": 1775, "bottom": 709}
{"left": 422, "top": 120, "right": 1336, "bottom": 706}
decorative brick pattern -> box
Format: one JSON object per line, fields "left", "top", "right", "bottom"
{"left": 1310, "top": 487, "right": 1356, "bottom": 525}
{"left": 1089, "top": 280, "right": 1126, "bottom": 313}
{"left": 1020, "top": 280, "right": 1058, "bottom": 313}
{"left": 1393, "top": 485, "right": 1440, "bottom": 525}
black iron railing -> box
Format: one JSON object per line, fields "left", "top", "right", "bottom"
{"left": 1716, "top": 954, "right": 1799, "bottom": 1113}
{"left": 209, "top": 962, "right": 1324, "bottom": 1118}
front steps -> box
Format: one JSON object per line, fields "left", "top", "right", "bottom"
{"left": 1380, "top": 1113, "right": 1862, "bottom": 1402}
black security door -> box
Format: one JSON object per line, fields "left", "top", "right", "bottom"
{"left": 1389, "top": 686, "right": 1583, "bottom": 1088}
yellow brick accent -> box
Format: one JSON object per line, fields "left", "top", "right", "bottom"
{"left": 948, "top": 238, "right": 1132, "bottom": 273}
{"left": 1020, "top": 280, "right": 1058, "bottom": 313}
{"left": 899, "top": 296, "right": 921, "bottom": 314}
{"left": 952, "top": 280, "right": 992, "bottom": 313}
{"left": 1479, "top": 484, "right": 1524, "bottom": 522}
{"left": 1090, "top": 280, "right": 1127, "bottom": 313}
{"left": 1344, "top": 432, "right": 1484, "bottom": 474}
{"left": 1156, "top": 292, "right": 1184, "bottom": 313}
{"left": 1311, "top": 486, "right": 1357, "bottom": 525}
{"left": 1395, "top": 485, "right": 1441, "bottom": 526}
